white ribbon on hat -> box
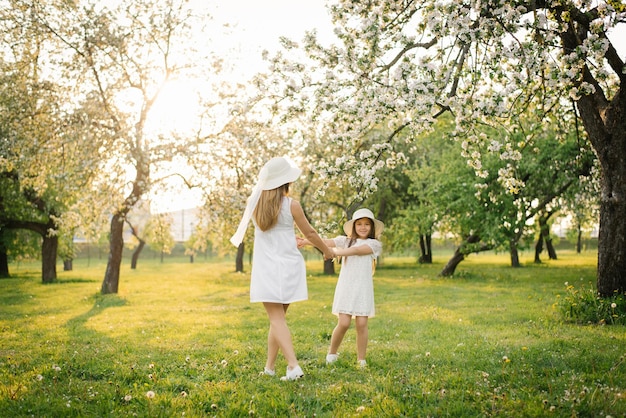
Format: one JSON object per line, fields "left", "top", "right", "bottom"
{"left": 229, "top": 164, "right": 269, "bottom": 247}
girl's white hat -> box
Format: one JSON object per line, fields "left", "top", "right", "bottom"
{"left": 343, "top": 208, "right": 384, "bottom": 238}
{"left": 230, "top": 156, "right": 301, "bottom": 247}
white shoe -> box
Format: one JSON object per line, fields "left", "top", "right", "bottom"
{"left": 357, "top": 359, "right": 367, "bottom": 368}
{"left": 280, "top": 365, "right": 304, "bottom": 381}
{"left": 326, "top": 353, "right": 339, "bottom": 364}
{"left": 263, "top": 367, "right": 275, "bottom": 376}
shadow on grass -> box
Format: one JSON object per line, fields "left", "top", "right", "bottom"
{"left": 65, "top": 293, "right": 127, "bottom": 336}
{"left": 48, "top": 277, "right": 99, "bottom": 284}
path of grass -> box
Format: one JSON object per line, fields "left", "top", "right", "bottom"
{"left": 0, "top": 251, "right": 624, "bottom": 417}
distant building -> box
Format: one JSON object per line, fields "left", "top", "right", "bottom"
{"left": 167, "top": 207, "right": 200, "bottom": 242}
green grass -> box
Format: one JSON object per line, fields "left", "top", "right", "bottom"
{"left": 1, "top": 251, "right": 624, "bottom": 417}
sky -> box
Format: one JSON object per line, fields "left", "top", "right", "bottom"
{"left": 206, "top": 0, "right": 335, "bottom": 76}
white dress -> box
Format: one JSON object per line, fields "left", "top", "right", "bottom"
{"left": 250, "top": 197, "right": 307, "bottom": 304}
{"left": 331, "top": 236, "right": 382, "bottom": 317}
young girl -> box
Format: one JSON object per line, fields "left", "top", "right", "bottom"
{"left": 298, "top": 208, "right": 383, "bottom": 368}
{"left": 230, "top": 156, "right": 334, "bottom": 381}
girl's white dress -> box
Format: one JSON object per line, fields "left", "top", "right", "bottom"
{"left": 250, "top": 197, "right": 307, "bottom": 304}
{"left": 331, "top": 236, "right": 382, "bottom": 317}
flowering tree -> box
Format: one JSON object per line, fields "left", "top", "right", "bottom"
{"left": 0, "top": 9, "right": 103, "bottom": 282}
{"left": 267, "top": 0, "right": 626, "bottom": 296}
{"left": 28, "top": 0, "right": 218, "bottom": 293}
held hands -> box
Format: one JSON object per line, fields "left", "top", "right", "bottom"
{"left": 296, "top": 236, "right": 334, "bottom": 261}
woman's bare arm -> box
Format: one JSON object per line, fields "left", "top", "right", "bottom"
{"left": 291, "top": 199, "right": 334, "bottom": 260}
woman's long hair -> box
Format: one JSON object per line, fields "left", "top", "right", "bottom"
{"left": 253, "top": 184, "right": 289, "bottom": 231}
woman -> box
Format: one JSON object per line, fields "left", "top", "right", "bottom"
{"left": 230, "top": 156, "right": 333, "bottom": 380}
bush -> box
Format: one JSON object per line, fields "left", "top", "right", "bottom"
{"left": 557, "top": 280, "right": 626, "bottom": 325}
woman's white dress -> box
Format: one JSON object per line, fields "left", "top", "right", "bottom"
{"left": 250, "top": 197, "right": 307, "bottom": 304}
{"left": 331, "top": 237, "right": 382, "bottom": 317}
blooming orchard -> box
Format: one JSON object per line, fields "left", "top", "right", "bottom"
{"left": 266, "top": 0, "right": 626, "bottom": 295}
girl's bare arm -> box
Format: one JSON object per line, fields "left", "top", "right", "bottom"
{"left": 333, "top": 245, "right": 373, "bottom": 257}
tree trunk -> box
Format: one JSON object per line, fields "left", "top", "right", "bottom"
{"left": 323, "top": 259, "right": 335, "bottom": 275}
{"left": 130, "top": 239, "right": 145, "bottom": 269}
{"left": 534, "top": 234, "right": 544, "bottom": 264}
{"left": 101, "top": 214, "right": 124, "bottom": 294}
{"left": 0, "top": 247, "right": 9, "bottom": 278}
{"left": 583, "top": 105, "right": 626, "bottom": 296}
{"left": 418, "top": 234, "right": 432, "bottom": 264}
{"left": 235, "top": 243, "right": 244, "bottom": 272}
{"left": 63, "top": 259, "right": 73, "bottom": 271}
{"left": 189, "top": 254, "right": 194, "bottom": 263}
{"left": 41, "top": 233, "right": 58, "bottom": 283}
{"left": 509, "top": 241, "right": 520, "bottom": 268}
{"left": 561, "top": 27, "right": 626, "bottom": 297}
{"left": 597, "top": 183, "right": 626, "bottom": 297}
{"left": 576, "top": 223, "right": 582, "bottom": 254}
{"left": 440, "top": 250, "right": 465, "bottom": 277}
{"left": 441, "top": 234, "right": 492, "bottom": 276}
{"left": 542, "top": 225, "right": 557, "bottom": 261}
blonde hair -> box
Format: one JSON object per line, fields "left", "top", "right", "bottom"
{"left": 253, "top": 184, "right": 289, "bottom": 231}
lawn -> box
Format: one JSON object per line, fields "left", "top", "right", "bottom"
{"left": 0, "top": 251, "right": 624, "bottom": 417}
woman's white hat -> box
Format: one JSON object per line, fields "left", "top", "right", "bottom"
{"left": 261, "top": 157, "right": 302, "bottom": 190}
{"left": 230, "top": 157, "right": 301, "bottom": 247}
{"left": 343, "top": 208, "right": 384, "bottom": 238}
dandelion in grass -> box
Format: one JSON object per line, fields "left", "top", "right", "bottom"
{"left": 124, "top": 394, "right": 132, "bottom": 402}
{"left": 146, "top": 390, "right": 155, "bottom": 399}
{"left": 148, "top": 363, "right": 155, "bottom": 369}
{"left": 233, "top": 350, "right": 239, "bottom": 355}
{"left": 425, "top": 351, "right": 430, "bottom": 357}
{"left": 221, "top": 359, "right": 228, "bottom": 367}
{"left": 53, "top": 365, "right": 61, "bottom": 372}
{"left": 36, "top": 374, "right": 43, "bottom": 381}
{"left": 148, "top": 373, "right": 154, "bottom": 380}
{"left": 611, "top": 303, "right": 617, "bottom": 309}
{"left": 356, "top": 406, "right": 366, "bottom": 413}
{"left": 180, "top": 391, "right": 188, "bottom": 397}
{"left": 502, "top": 356, "right": 510, "bottom": 363}
{"left": 211, "top": 403, "right": 218, "bottom": 410}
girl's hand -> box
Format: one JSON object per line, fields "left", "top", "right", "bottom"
{"left": 296, "top": 236, "right": 307, "bottom": 248}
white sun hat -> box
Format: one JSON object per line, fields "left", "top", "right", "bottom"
{"left": 260, "top": 156, "right": 302, "bottom": 190}
{"left": 230, "top": 156, "right": 302, "bottom": 247}
{"left": 343, "top": 208, "right": 384, "bottom": 239}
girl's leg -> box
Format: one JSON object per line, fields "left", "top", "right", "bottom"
{"left": 263, "top": 302, "right": 299, "bottom": 369}
{"left": 355, "top": 316, "right": 369, "bottom": 361}
{"left": 265, "top": 304, "right": 289, "bottom": 371}
{"left": 328, "top": 313, "right": 352, "bottom": 355}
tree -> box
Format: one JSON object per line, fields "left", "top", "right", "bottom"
{"left": 144, "top": 213, "right": 174, "bottom": 262}
{"left": 30, "top": 0, "right": 218, "bottom": 293}
{"left": 0, "top": 24, "right": 101, "bottom": 283}
{"left": 267, "top": 1, "right": 625, "bottom": 296}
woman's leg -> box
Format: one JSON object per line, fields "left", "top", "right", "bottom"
{"left": 263, "top": 302, "right": 298, "bottom": 369}
{"left": 328, "top": 313, "right": 352, "bottom": 355}
{"left": 264, "top": 304, "right": 289, "bottom": 371}
{"left": 355, "top": 316, "right": 369, "bottom": 361}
